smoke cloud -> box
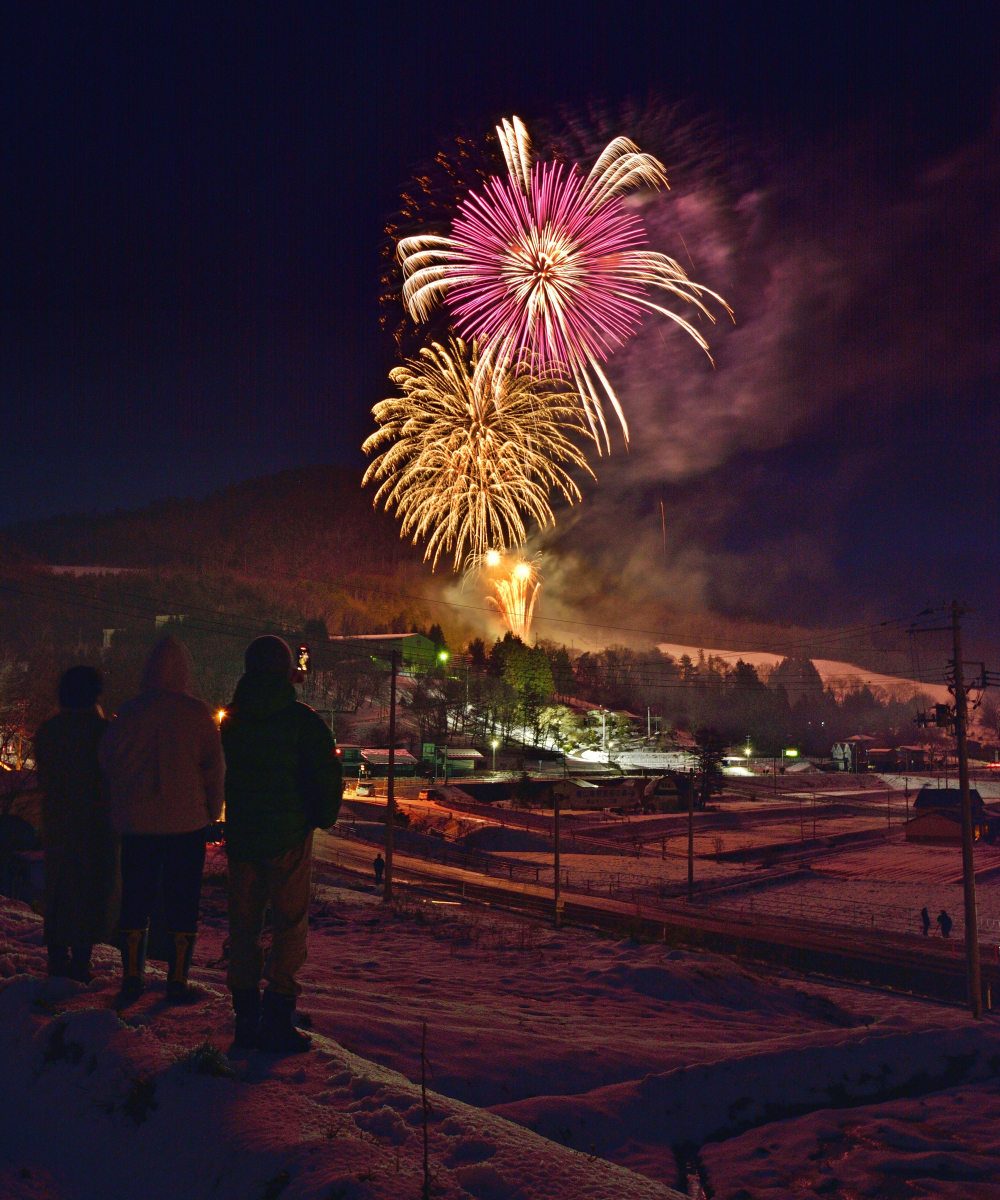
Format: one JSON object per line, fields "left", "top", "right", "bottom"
{"left": 518, "top": 103, "right": 1000, "bottom": 644}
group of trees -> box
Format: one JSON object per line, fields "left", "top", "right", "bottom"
{"left": 550, "top": 644, "right": 939, "bottom": 756}
{"left": 405, "top": 633, "right": 556, "bottom": 748}
{"left": 402, "top": 638, "right": 946, "bottom": 760}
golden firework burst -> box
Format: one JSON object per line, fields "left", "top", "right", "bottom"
{"left": 362, "top": 338, "right": 594, "bottom": 571}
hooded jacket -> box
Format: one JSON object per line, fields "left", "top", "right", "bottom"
{"left": 221, "top": 670, "right": 341, "bottom": 862}
{"left": 100, "top": 636, "right": 225, "bottom": 835}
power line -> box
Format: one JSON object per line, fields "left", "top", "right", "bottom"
{"left": 0, "top": 569, "right": 940, "bottom": 693}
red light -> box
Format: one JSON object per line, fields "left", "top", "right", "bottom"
{"left": 335, "top": 747, "right": 342, "bottom": 756}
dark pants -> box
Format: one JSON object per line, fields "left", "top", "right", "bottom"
{"left": 120, "top": 829, "right": 207, "bottom": 932}
{"left": 227, "top": 833, "right": 313, "bottom": 997}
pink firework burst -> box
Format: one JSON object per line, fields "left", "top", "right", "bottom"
{"left": 448, "top": 162, "right": 648, "bottom": 370}
{"left": 398, "top": 115, "right": 731, "bottom": 447}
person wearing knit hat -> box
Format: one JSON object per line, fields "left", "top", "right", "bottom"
{"left": 221, "top": 634, "right": 342, "bottom": 1053}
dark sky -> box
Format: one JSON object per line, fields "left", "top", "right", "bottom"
{"left": 4, "top": 2, "right": 998, "bottom": 628}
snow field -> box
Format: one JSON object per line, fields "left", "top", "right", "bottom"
{"left": 700, "top": 1082, "right": 1000, "bottom": 1198}
{"left": 0, "top": 900, "right": 683, "bottom": 1200}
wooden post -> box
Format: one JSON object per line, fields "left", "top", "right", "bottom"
{"left": 384, "top": 649, "right": 398, "bottom": 903}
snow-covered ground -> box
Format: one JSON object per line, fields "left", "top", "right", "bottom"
{"left": 0, "top": 898, "right": 682, "bottom": 1200}
{"left": 701, "top": 1082, "right": 1000, "bottom": 1198}
{"left": 4, "top": 854, "right": 1000, "bottom": 1198}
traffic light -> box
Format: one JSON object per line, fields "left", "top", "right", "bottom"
{"left": 934, "top": 703, "right": 954, "bottom": 728}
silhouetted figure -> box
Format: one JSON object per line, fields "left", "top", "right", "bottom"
{"left": 222, "top": 636, "right": 342, "bottom": 1054}
{"left": 100, "top": 636, "right": 225, "bottom": 1004}
{"left": 921, "top": 907, "right": 931, "bottom": 936}
{"left": 34, "top": 667, "right": 119, "bottom": 983}
{"left": 373, "top": 853, "right": 385, "bottom": 886}
{"left": 937, "top": 909, "right": 953, "bottom": 938}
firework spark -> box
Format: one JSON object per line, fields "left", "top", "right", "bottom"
{"left": 398, "top": 115, "right": 731, "bottom": 449}
{"left": 362, "top": 338, "right": 594, "bottom": 571}
{"left": 487, "top": 554, "right": 541, "bottom": 641}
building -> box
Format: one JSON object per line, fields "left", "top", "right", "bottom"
{"left": 549, "top": 778, "right": 640, "bottom": 811}
{"left": 358, "top": 747, "right": 419, "bottom": 778}
{"left": 832, "top": 735, "right": 876, "bottom": 772}
{"left": 441, "top": 748, "right": 485, "bottom": 776}
{"left": 866, "top": 747, "right": 899, "bottom": 772}
{"left": 904, "top": 786, "right": 997, "bottom": 844}
{"left": 336, "top": 744, "right": 419, "bottom": 778}
{"left": 321, "top": 632, "right": 438, "bottom": 675}
{"left": 897, "top": 745, "right": 930, "bottom": 772}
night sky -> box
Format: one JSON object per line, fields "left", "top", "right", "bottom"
{"left": 5, "top": 3, "right": 998, "bottom": 629}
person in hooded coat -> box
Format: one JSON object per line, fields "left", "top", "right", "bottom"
{"left": 33, "top": 665, "right": 119, "bottom": 982}
{"left": 99, "top": 635, "right": 224, "bottom": 1002}
{"left": 222, "top": 635, "right": 342, "bottom": 1052}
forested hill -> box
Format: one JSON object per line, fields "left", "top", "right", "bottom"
{"left": 3, "top": 466, "right": 423, "bottom": 577}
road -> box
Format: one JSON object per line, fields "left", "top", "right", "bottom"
{"left": 314, "top": 828, "right": 1000, "bottom": 1008}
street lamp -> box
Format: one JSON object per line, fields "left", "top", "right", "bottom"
{"left": 438, "top": 650, "right": 449, "bottom": 663}
{"left": 491, "top": 738, "right": 499, "bottom": 773}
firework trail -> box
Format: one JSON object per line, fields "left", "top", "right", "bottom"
{"left": 398, "top": 115, "right": 731, "bottom": 450}
{"left": 362, "top": 338, "right": 594, "bottom": 571}
{"left": 486, "top": 554, "right": 542, "bottom": 641}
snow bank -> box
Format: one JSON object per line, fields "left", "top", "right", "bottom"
{"left": 491, "top": 1020, "right": 1000, "bottom": 1166}
{"left": 700, "top": 1080, "right": 1000, "bottom": 1198}
{"left": 0, "top": 901, "right": 683, "bottom": 1200}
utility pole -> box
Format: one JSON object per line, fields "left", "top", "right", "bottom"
{"left": 951, "top": 602, "right": 982, "bottom": 1018}
{"left": 912, "top": 602, "right": 989, "bottom": 1018}
{"left": 553, "top": 792, "right": 561, "bottom": 928}
{"left": 384, "top": 649, "right": 398, "bottom": 904}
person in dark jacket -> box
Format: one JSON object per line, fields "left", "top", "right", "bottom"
{"left": 33, "top": 666, "right": 119, "bottom": 982}
{"left": 222, "top": 636, "right": 342, "bottom": 1052}
{"left": 921, "top": 907, "right": 931, "bottom": 936}
{"left": 373, "top": 853, "right": 385, "bottom": 886}
{"left": 937, "top": 909, "right": 953, "bottom": 938}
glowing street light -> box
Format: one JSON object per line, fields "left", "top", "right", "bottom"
{"left": 491, "top": 738, "right": 499, "bottom": 772}
{"left": 438, "top": 649, "right": 450, "bottom": 663}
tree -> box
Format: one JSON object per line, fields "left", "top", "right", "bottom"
{"left": 978, "top": 696, "right": 1000, "bottom": 745}
{"left": 770, "top": 657, "right": 824, "bottom": 706}
{"left": 695, "top": 727, "right": 727, "bottom": 807}
{"left": 467, "top": 637, "right": 487, "bottom": 670}
{"left": 544, "top": 644, "right": 574, "bottom": 698}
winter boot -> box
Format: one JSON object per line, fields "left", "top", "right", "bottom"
{"left": 230, "top": 988, "right": 261, "bottom": 1051}
{"left": 257, "top": 989, "right": 312, "bottom": 1054}
{"left": 117, "top": 927, "right": 148, "bottom": 1004}
{"left": 46, "top": 945, "right": 70, "bottom": 978}
{"left": 67, "top": 945, "right": 93, "bottom": 985}
{"left": 165, "top": 932, "right": 196, "bottom": 1002}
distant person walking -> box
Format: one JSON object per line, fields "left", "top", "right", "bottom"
{"left": 100, "top": 636, "right": 224, "bottom": 1003}
{"left": 222, "top": 636, "right": 342, "bottom": 1053}
{"left": 921, "top": 907, "right": 931, "bottom": 936}
{"left": 33, "top": 667, "right": 119, "bottom": 982}
{"left": 937, "top": 909, "right": 953, "bottom": 939}
{"left": 373, "top": 853, "right": 385, "bottom": 886}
